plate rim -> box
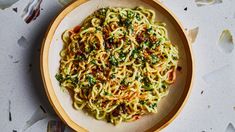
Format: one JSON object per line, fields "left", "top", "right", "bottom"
{"left": 40, "top": 0, "right": 194, "bottom": 131}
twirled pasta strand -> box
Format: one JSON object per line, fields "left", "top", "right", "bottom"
{"left": 56, "top": 7, "right": 179, "bottom": 125}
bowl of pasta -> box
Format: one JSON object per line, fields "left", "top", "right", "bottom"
{"left": 40, "top": 0, "right": 193, "bottom": 131}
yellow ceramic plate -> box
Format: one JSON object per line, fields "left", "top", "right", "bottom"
{"left": 40, "top": 0, "right": 193, "bottom": 131}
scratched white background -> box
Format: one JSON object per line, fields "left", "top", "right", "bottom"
{"left": 0, "top": 0, "right": 235, "bottom": 132}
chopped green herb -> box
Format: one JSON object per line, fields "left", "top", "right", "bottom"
{"left": 142, "top": 77, "right": 154, "bottom": 90}
{"left": 125, "top": 38, "right": 131, "bottom": 45}
{"left": 104, "top": 91, "right": 112, "bottom": 96}
{"left": 151, "top": 44, "right": 156, "bottom": 49}
{"left": 55, "top": 73, "right": 63, "bottom": 82}
{"left": 87, "top": 75, "right": 96, "bottom": 86}
{"left": 95, "top": 27, "right": 101, "bottom": 31}
{"left": 71, "top": 76, "right": 78, "bottom": 84}
{"left": 120, "top": 77, "right": 128, "bottom": 86}
{"left": 162, "top": 83, "right": 167, "bottom": 89}
{"left": 91, "top": 59, "right": 96, "bottom": 65}
{"left": 104, "top": 91, "right": 108, "bottom": 95}
{"left": 108, "top": 37, "right": 114, "bottom": 43}
{"left": 172, "top": 56, "right": 178, "bottom": 60}
{"left": 135, "top": 76, "right": 139, "bottom": 80}
{"left": 75, "top": 54, "right": 85, "bottom": 61}
{"left": 150, "top": 103, "right": 157, "bottom": 109}
{"left": 136, "top": 13, "right": 141, "bottom": 21}
{"left": 125, "top": 19, "right": 132, "bottom": 27}
{"left": 142, "top": 76, "right": 148, "bottom": 84}
{"left": 109, "top": 55, "right": 118, "bottom": 66}
{"left": 111, "top": 74, "right": 116, "bottom": 79}
{"left": 99, "top": 8, "right": 107, "bottom": 16}
{"left": 132, "top": 48, "right": 139, "bottom": 58}
{"left": 64, "top": 75, "right": 71, "bottom": 80}
{"left": 127, "top": 10, "right": 134, "bottom": 18}
{"left": 120, "top": 79, "right": 125, "bottom": 85}
{"left": 140, "top": 56, "right": 146, "bottom": 63}
{"left": 139, "top": 100, "right": 145, "bottom": 105}
{"left": 127, "top": 24, "right": 134, "bottom": 34}
{"left": 151, "top": 54, "right": 159, "bottom": 64}
{"left": 147, "top": 27, "right": 153, "bottom": 33}
{"left": 157, "top": 37, "right": 165, "bottom": 45}
{"left": 85, "top": 46, "right": 91, "bottom": 52}
{"left": 119, "top": 52, "right": 126, "bottom": 61}
{"left": 142, "top": 84, "right": 154, "bottom": 91}
{"left": 143, "top": 41, "right": 151, "bottom": 49}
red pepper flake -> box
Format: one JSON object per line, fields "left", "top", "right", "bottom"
{"left": 143, "top": 52, "right": 148, "bottom": 57}
{"left": 134, "top": 115, "right": 140, "bottom": 120}
{"left": 146, "top": 49, "right": 154, "bottom": 54}
{"left": 120, "top": 85, "right": 127, "bottom": 90}
{"left": 112, "top": 109, "right": 119, "bottom": 117}
{"left": 77, "top": 50, "right": 83, "bottom": 55}
{"left": 73, "top": 25, "right": 81, "bottom": 33}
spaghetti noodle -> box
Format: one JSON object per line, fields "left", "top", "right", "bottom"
{"left": 56, "top": 7, "right": 179, "bottom": 125}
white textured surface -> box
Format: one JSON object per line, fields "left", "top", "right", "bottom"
{"left": 0, "top": 0, "right": 234, "bottom": 132}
